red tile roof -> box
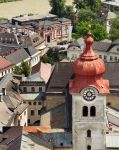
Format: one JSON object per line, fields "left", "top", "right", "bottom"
{"left": 23, "top": 126, "right": 38, "bottom": 133}
{"left": 0, "top": 56, "right": 13, "bottom": 70}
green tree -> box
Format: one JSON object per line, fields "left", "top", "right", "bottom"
{"left": 73, "top": 0, "right": 101, "bottom": 12}
{"left": 13, "top": 61, "right": 31, "bottom": 77}
{"left": 92, "top": 22, "right": 108, "bottom": 41}
{"left": 73, "top": 21, "right": 108, "bottom": 41}
{"left": 65, "top": 5, "right": 75, "bottom": 19}
{"left": 78, "top": 9, "right": 96, "bottom": 22}
{"left": 73, "top": 0, "right": 87, "bottom": 9}
{"left": 40, "top": 54, "right": 53, "bottom": 64}
{"left": 13, "top": 66, "right": 21, "bottom": 75}
{"left": 20, "top": 61, "right": 31, "bottom": 77}
{"left": 72, "top": 21, "right": 89, "bottom": 39}
{"left": 109, "top": 17, "right": 119, "bottom": 41}
{"left": 49, "top": 0, "right": 66, "bottom": 17}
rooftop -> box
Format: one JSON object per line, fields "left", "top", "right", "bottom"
{"left": 46, "top": 62, "right": 119, "bottom": 94}
{"left": 12, "top": 13, "right": 57, "bottom": 23}
{"left": 0, "top": 56, "right": 13, "bottom": 70}
{"left": 103, "top": 0, "right": 119, "bottom": 7}
{"left": 0, "top": 126, "right": 22, "bottom": 150}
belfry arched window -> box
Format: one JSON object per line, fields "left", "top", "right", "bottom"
{"left": 90, "top": 106, "right": 96, "bottom": 116}
{"left": 87, "top": 130, "right": 91, "bottom": 137}
{"left": 87, "top": 145, "right": 91, "bottom": 150}
{"left": 83, "top": 106, "right": 88, "bottom": 116}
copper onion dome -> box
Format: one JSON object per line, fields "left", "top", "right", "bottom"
{"left": 73, "top": 32, "right": 106, "bottom": 76}
{"left": 69, "top": 32, "right": 110, "bottom": 94}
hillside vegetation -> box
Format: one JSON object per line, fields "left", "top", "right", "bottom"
{"left": 0, "top": 0, "right": 19, "bottom": 3}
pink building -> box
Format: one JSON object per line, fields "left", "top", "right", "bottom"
{"left": 34, "top": 18, "right": 72, "bottom": 43}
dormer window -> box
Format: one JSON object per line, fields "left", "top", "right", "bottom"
{"left": 23, "top": 87, "right": 27, "bottom": 93}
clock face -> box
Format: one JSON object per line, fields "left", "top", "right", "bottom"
{"left": 83, "top": 88, "right": 96, "bottom": 101}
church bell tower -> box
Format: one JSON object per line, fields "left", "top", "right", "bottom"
{"left": 69, "top": 33, "right": 110, "bottom": 150}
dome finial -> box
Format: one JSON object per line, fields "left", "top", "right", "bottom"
{"left": 80, "top": 32, "right": 98, "bottom": 60}
{"left": 87, "top": 31, "right": 92, "bottom": 37}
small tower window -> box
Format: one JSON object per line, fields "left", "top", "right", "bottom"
{"left": 87, "top": 145, "right": 91, "bottom": 150}
{"left": 87, "top": 130, "right": 91, "bottom": 137}
{"left": 90, "top": 106, "right": 96, "bottom": 116}
{"left": 83, "top": 106, "right": 88, "bottom": 116}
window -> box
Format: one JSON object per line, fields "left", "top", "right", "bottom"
{"left": 87, "top": 130, "right": 91, "bottom": 137}
{"left": 29, "top": 102, "right": 31, "bottom": 105}
{"left": 83, "top": 106, "right": 88, "bottom": 117}
{"left": 39, "top": 87, "right": 42, "bottom": 92}
{"left": 23, "top": 87, "right": 27, "bottom": 92}
{"left": 104, "top": 55, "right": 107, "bottom": 60}
{"left": 110, "top": 56, "right": 113, "bottom": 61}
{"left": 90, "top": 106, "right": 96, "bottom": 117}
{"left": 28, "top": 119, "right": 30, "bottom": 124}
{"left": 38, "top": 110, "right": 41, "bottom": 115}
{"left": 99, "top": 55, "right": 102, "bottom": 58}
{"left": 87, "top": 145, "right": 91, "bottom": 150}
{"left": 115, "top": 57, "right": 117, "bottom": 61}
{"left": 5, "top": 70, "right": 7, "bottom": 75}
{"left": 31, "top": 87, "right": 35, "bottom": 92}
{"left": 31, "top": 110, "right": 34, "bottom": 116}
{"left": 38, "top": 102, "right": 41, "bottom": 105}
{"left": 33, "top": 102, "right": 36, "bottom": 105}
{"left": 60, "top": 143, "right": 64, "bottom": 147}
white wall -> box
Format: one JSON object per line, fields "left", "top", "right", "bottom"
{"left": 20, "top": 85, "right": 45, "bottom": 93}
{"left": 0, "top": 67, "right": 13, "bottom": 78}
{"left": 19, "top": 108, "right": 28, "bottom": 126}
{"left": 72, "top": 92, "right": 106, "bottom": 150}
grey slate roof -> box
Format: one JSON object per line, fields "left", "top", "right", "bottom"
{"left": 104, "top": 63, "right": 119, "bottom": 88}
{"left": 0, "top": 43, "right": 16, "bottom": 56}
{"left": 5, "top": 48, "right": 29, "bottom": 64}
{"left": 68, "top": 38, "right": 119, "bottom": 52}
{"left": 5, "top": 46, "right": 38, "bottom": 64}
{"left": 38, "top": 20, "right": 60, "bottom": 26}
{"left": 3, "top": 95, "right": 20, "bottom": 110}
{"left": 16, "top": 103, "right": 28, "bottom": 115}
{"left": 27, "top": 46, "right": 38, "bottom": 56}
{"left": 46, "top": 62, "right": 119, "bottom": 93}
{"left": 47, "top": 62, "right": 72, "bottom": 93}
{"left": 111, "top": 39, "right": 119, "bottom": 45}
{"left": 93, "top": 41, "right": 111, "bottom": 52}
{"left": 0, "top": 73, "right": 13, "bottom": 92}
{"left": 0, "top": 126, "right": 22, "bottom": 150}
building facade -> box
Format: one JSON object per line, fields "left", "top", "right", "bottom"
{"left": 19, "top": 80, "right": 45, "bottom": 125}
{"left": 67, "top": 39, "right": 119, "bottom": 62}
